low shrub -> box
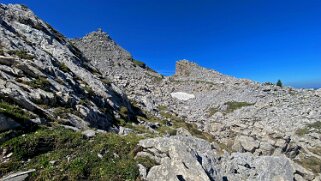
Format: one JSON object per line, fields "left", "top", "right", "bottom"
{"left": 27, "top": 77, "right": 51, "bottom": 91}
{"left": 7, "top": 50, "right": 35, "bottom": 60}
{"left": 224, "top": 101, "right": 254, "bottom": 113}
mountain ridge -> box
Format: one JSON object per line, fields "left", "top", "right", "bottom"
{"left": 0, "top": 3, "right": 320, "bottom": 181}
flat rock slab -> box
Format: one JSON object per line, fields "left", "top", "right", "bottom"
{"left": 1, "top": 169, "right": 36, "bottom": 181}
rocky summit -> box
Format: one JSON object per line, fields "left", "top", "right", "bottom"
{"left": 0, "top": 3, "right": 320, "bottom": 181}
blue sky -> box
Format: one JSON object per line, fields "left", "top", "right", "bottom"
{"left": 2, "top": 0, "right": 321, "bottom": 88}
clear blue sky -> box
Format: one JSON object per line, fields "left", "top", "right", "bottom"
{"left": 2, "top": 0, "right": 321, "bottom": 88}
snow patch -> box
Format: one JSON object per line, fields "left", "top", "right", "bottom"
{"left": 171, "top": 92, "right": 195, "bottom": 101}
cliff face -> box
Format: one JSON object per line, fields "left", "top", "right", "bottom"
{"left": 0, "top": 4, "right": 135, "bottom": 132}
{"left": 0, "top": 3, "right": 321, "bottom": 181}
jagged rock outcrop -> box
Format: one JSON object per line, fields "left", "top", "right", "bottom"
{"left": 71, "top": 30, "right": 164, "bottom": 112}
{"left": 0, "top": 4, "right": 135, "bottom": 132}
{"left": 73, "top": 29, "right": 321, "bottom": 180}
{"left": 137, "top": 135, "right": 295, "bottom": 181}
{"left": 0, "top": 3, "right": 320, "bottom": 181}
{"left": 137, "top": 136, "right": 220, "bottom": 181}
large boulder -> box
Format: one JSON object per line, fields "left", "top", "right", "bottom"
{"left": 220, "top": 153, "right": 294, "bottom": 181}
{"left": 0, "top": 113, "right": 21, "bottom": 132}
{"left": 137, "top": 135, "right": 295, "bottom": 181}
{"left": 232, "top": 135, "right": 260, "bottom": 153}
{"left": 137, "top": 136, "right": 220, "bottom": 181}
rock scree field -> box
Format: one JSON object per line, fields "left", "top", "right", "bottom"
{"left": 0, "top": 3, "right": 320, "bottom": 181}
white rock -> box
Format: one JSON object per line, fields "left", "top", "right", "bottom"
{"left": 82, "top": 130, "right": 96, "bottom": 138}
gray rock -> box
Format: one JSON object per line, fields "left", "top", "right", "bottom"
{"left": 176, "top": 127, "right": 192, "bottom": 136}
{"left": 220, "top": 153, "right": 294, "bottom": 181}
{"left": 138, "top": 136, "right": 220, "bottom": 181}
{"left": 0, "top": 3, "right": 135, "bottom": 132}
{"left": 118, "top": 126, "right": 133, "bottom": 135}
{"left": 233, "top": 135, "right": 260, "bottom": 153}
{"left": 1, "top": 169, "right": 36, "bottom": 181}
{"left": 0, "top": 114, "right": 21, "bottom": 132}
{"left": 81, "top": 130, "right": 96, "bottom": 138}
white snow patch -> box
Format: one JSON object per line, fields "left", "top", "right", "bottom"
{"left": 171, "top": 92, "right": 195, "bottom": 101}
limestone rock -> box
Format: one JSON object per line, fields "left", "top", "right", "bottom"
{"left": 233, "top": 135, "right": 260, "bottom": 153}
{"left": 1, "top": 169, "right": 36, "bottom": 181}
{"left": 0, "top": 4, "right": 134, "bottom": 132}
{"left": 82, "top": 130, "right": 96, "bottom": 138}
{"left": 137, "top": 136, "right": 220, "bottom": 181}
{"left": 220, "top": 153, "right": 294, "bottom": 181}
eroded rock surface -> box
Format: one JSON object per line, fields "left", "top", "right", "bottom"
{"left": 137, "top": 135, "right": 295, "bottom": 181}
{"left": 0, "top": 4, "right": 135, "bottom": 132}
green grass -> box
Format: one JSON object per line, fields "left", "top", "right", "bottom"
{"left": 83, "top": 85, "right": 95, "bottom": 97}
{"left": 296, "top": 121, "right": 321, "bottom": 136}
{"left": 119, "top": 106, "right": 129, "bottom": 118}
{"left": 296, "top": 153, "right": 321, "bottom": 174}
{"left": 136, "top": 156, "right": 158, "bottom": 172}
{"left": 296, "top": 127, "right": 309, "bottom": 136}
{"left": 27, "top": 77, "right": 51, "bottom": 91}
{"left": 0, "top": 49, "right": 4, "bottom": 56}
{"left": 58, "top": 62, "right": 70, "bottom": 73}
{"left": 133, "top": 60, "right": 146, "bottom": 68}
{"left": 0, "top": 101, "right": 31, "bottom": 122}
{"left": 146, "top": 73, "right": 163, "bottom": 82}
{"left": 159, "top": 111, "right": 214, "bottom": 142}
{"left": 52, "top": 107, "right": 73, "bottom": 119}
{"left": 101, "top": 78, "right": 112, "bottom": 85}
{"left": 224, "top": 101, "right": 254, "bottom": 114}
{"left": 0, "top": 126, "right": 143, "bottom": 180}
{"left": 45, "top": 23, "right": 66, "bottom": 44}
{"left": 7, "top": 50, "right": 35, "bottom": 60}
{"left": 157, "top": 105, "right": 168, "bottom": 112}
{"left": 309, "top": 146, "right": 321, "bottom": 157}
{"left": 208, "top": 107, "right": 219, "bottom": 117}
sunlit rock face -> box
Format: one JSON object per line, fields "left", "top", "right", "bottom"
{"left": 1, "top": 3, "right": 321, "bottom": 181}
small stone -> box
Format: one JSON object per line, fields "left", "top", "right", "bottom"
{"left": 49, "top": 160, "right": 56, "bottom": 165}
{"left": 113, "top": 153, "right": 119, "bottom": 158}
{"left": 82, "top": 130, "right": 96, "bottom": 138}
{"left": 97, "top": 153, "right": 103, "bottom": 159}
{"left": 4, "top": 152, "right": 13, "bottom": 159}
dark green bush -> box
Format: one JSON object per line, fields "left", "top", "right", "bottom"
{"left": 276, "top": 80, "right": 283, "bottom": 87}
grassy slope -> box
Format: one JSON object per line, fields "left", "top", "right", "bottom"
{"left": 0, "top": 127, "right": 144, "bottom": 181}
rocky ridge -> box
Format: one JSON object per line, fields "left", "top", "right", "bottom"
{"left": 0, "top": 3, "right": 320, "bottom": 181}
{"left": 73, "top": 29, "right": 321, "bottom": 180}
{"left": 0, "top": 4, "right": 136, "bottom": 132}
